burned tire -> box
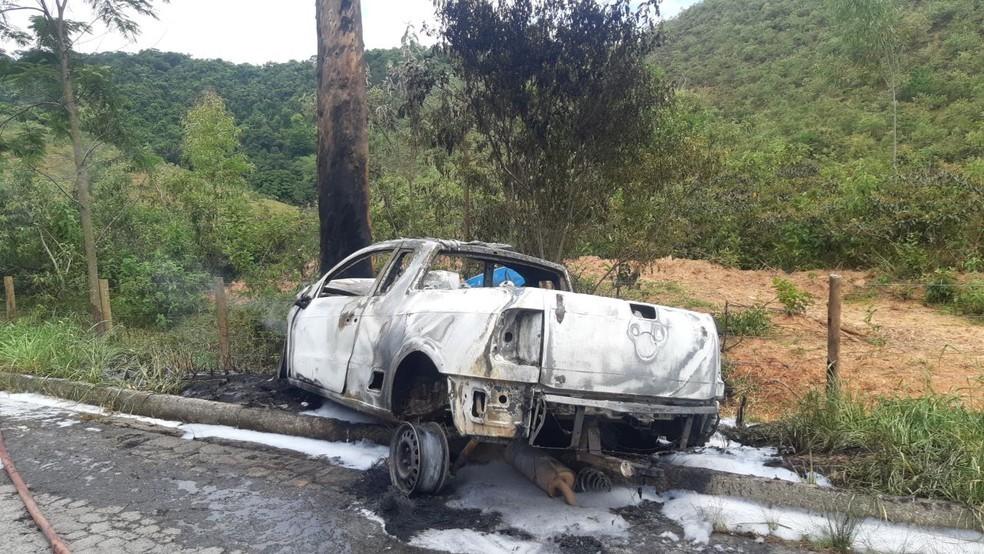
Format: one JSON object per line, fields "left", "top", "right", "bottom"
{"left": 389, "top": 421, "right": 450, "bottom": 496}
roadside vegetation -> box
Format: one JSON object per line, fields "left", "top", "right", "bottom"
{"left": 0, "top": 304, "right": 287, "bottom": 392}
{"left": 715, "top": 306, "right": 772, "bottom": 338}
{"left": 758, "top": 391, "right": 984, "bottom": 520}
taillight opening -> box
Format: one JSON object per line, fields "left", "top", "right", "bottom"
{"left": 495, "top": 309, "right": 544, "bottom": 366}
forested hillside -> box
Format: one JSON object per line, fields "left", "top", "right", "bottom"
{"left": 68, "top": 0, "right": 983, "bottom": 275}
{"left": 81, "top": 49, "right": 400, "bottom": 204}
{"left": 639, "top": 0, "right": 983, "bottom": 274}
{"left": 3, "top": 0, "right": 983, "bottom": 330}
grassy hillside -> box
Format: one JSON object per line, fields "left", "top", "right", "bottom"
{"left": 658, "top": 0, "right": 984, "bottom": 166}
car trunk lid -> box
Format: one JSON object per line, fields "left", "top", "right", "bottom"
{"left": 539, "top": 292, "right": 721, "bottom": 401}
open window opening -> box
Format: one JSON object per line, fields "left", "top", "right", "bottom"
{"left": 419, "top": 252, "right": 567, "bottom": 291}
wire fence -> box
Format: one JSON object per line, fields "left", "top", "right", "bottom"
{"left": 720, "top": 283, "right": 984, "bottom": 320}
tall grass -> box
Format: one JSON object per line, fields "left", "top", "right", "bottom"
{"left": 0, "top": 304, "right": 286, "bottom": 393}
{"left": 0, "top": 318, "right": 128, "bottom": 382}
{"left": 777, "top": 391, "right": 984, "bottom": 519}
{"left": 0, "top": 317, "right": 182, "bottom": 392}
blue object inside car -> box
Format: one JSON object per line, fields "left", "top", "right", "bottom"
{"left": 466, "top": 266, "right": 526, "bottom": 287}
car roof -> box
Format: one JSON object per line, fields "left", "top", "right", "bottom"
{"left": 383, "top": 238, "right": 568, "bottom": 273}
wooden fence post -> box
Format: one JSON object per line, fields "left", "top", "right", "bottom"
{"left": 98, "top": 278, "right": 113, "bottom": 334}
{"left": 215, "top": 277, "right": 231, "bottom": 374}
{"left": 4, "top": 276, "right": 15, "bottom": 320}
{"left": 826, "top": 274, "right": 842, "bottom": 396}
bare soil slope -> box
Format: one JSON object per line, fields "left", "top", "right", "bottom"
{"left": 570, "top": 257, "right": 984, "bottom": 419}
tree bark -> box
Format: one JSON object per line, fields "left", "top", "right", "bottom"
{"left": 54, "top": 5, "right": 103, "bottom": 332}
{"left": 316, "top": 0, "right": 372, "bottom": 275}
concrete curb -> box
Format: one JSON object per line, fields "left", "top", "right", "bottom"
{"left": 0, "top": 372, "right": 393, "bottom": 446}
{"left": 1, "top": 372, "right": 979, "bottom": 532}
{"left": 660, "top": 464, "right": 982, "bottom": 533}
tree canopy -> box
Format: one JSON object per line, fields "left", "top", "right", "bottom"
{"left": 435, "top": 0, "right": 669, "bottom": 260}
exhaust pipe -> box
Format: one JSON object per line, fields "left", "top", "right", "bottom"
{"left": 505, "top": 440, "right": 577, "bottom": 506}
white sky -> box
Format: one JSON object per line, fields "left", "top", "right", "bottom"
{"left": 3, "top": 0, "right": 701, "bottom": 65}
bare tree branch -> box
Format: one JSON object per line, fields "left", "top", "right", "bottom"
{"left": 27, "top": 163, "right": 80, "bottom": 205}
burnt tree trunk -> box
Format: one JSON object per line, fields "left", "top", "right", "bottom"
{"left": 316, "top": 0, "right": 372, "bottom": 275}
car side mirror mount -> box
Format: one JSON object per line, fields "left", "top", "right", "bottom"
{"left": 294, "top": 293, "right": 312, "bottom": 309}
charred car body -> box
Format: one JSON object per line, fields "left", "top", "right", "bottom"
{"left": 282, "top": 239, "right": 722, "bottom": 495}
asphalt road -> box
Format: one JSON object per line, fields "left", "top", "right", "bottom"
{"left": 0, "top": 400, "right": 809, "bottom": 553}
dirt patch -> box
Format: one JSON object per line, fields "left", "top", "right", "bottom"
{"left": 347, "top": 462, "right": 512, "bottom": 541}
{"left": 179, "top": 373, "right": 324, "bottom": 413}
{"left": 570, "top": 256, "right": 984, "bottom": 419}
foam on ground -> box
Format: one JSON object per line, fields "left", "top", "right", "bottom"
{"left": 664, "top": 430, "right": 831, "bottom": 486}
{"left": 5, "top": 392, "right": 980, "bottom": 553}
{"left": 660, "top": 418, "right": 831, "bottom": 486}
{"left": 409, "top": 528, "right": 546, "bottom": 553}
{"left": 0, "top": 391, "right": 387, "bottom": 470}
{"left": 448, "top": 461, "right": 660, "bottom": 540}
{"left": 300, "top": 399, "right": 380, "bottom": 424}
{"left": 660, "top": 490, "right": 984, "bottom": 553}
{"left": 180, "top": 424, "right": 387, "bottom": 470}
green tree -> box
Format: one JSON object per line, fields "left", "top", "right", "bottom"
{"left": 830, "top": 0, "right": 905, "bottom": 171}
{"left": 181, "top": 90, "right": 251, "bottom": 185}
{"left": 176, "top": 92, "right": 252, "bottom": 271}
{"left": 0, "top": 0, "right": 162, "bottom": 332}
{"left": 435, "top": 0, "right": 668, "bottom": 260}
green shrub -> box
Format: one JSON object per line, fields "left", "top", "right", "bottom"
{"left": 924, "top": 268, "right": 957, "bottom": 305}
{"left": 0, "top": 317, "right": 191, "bottom": 392}
{"left": 772, "top": 277, "right": 814, "bottom": 315}
{"left": 117, "top": 314, "right": 219, "bottom": 374}
{"left": 116, "top": 253, "right": 211, "bottom": 328}
{"left": 715, "top": 305, "right": 772, "bottom": 337}
{"left": 720, "top": 358, "right": 756, "bottom": 401}
{"left": 954, "top": 281, "right": 984, "bottom": 315}
{"left": 118, "top": 295, "right": 290, "bottom": 374}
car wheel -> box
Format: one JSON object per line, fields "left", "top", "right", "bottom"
{"left": 389, "top": 421, "right": 450, "bottom": 496}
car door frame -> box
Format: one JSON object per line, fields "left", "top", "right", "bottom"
{"left": 286, "top": 245, "right": 400, "bottom": 395}
{"left": 344, "top": 247, "right": 421, "bottom": 407}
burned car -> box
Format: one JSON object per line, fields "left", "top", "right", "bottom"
{"left": 282, "top": 239, "right": 722, "bottom": 496}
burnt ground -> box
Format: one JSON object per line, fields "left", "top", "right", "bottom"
{"left": 347, "top": 463, "right": 510, "bottom": 542}
{"left": 345, "top": 460, "right": 808, "bottom": 554}
{"left": 179, "top": 372, "right": 323, "bottom": 413}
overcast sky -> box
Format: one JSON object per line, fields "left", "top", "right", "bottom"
{"left": 3, "top": 0, "right": 701, "bottom": 65}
